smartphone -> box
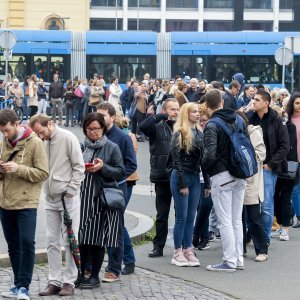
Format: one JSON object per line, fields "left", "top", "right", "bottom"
{"left": 85, "top": 162, "right": 94, "bottom": 169}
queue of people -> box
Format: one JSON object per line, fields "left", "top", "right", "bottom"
{"left": 1, "top": 70, "right": 300, "bottom": 300}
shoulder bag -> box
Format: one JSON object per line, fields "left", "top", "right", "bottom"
{"left": 278, "top": 161, "right": 299, "bottom": 180}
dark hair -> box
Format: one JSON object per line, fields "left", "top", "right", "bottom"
{"left": 256, "top": 90, "right": 271, "bottom": 104}
{"left": 235, "top": 110, "right": 249, "bottom": 126}
{"left": 210, "top": 81, "right": 225, "bottom": 91}
{"left": 83, "top": 112, "right": 107, "bottom": 136}
{"left": 229, "top": 80, "right": 240, "bottom": 90}
{"left": 254, "top": 84, "right": 264, "bottom": 91}
{"left": 0, "top": 80, "right": 3, "bottom": 84}
{"left": 205, "top": 90, "right": 222, "bottom": 109}
{"left": 96, "top": 101, "right": 116, "bottom": 117}
{"left": 110, "top": 77, "right": 117, "bottom": 84}
{"left": 286, "top": 92, "right": 300, "bottom": 120}
{"left": 24, "top": 75, "right": 30, "bottom": 86}
{"left": 244, "top": 84, "right": 253, "bottom": 92}
{"left": 0, "top": 109, "right": 18, "bottom": 126}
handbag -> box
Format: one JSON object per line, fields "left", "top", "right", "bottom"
{"left": 74, "top": 88, "right": 83, "bottom": 98}
{"left": 100, "top": 187, "right": 125, "bottom": 211}
{"left": 278, "top": 161, "right": 299, "bottom": 180}
{"left": 89, "top": 95, "right": 100, "bottom": 106}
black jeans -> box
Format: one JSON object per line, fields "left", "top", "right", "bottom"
{"left": 29, "top": 106, "right": 38, "bottom": 118}
{"left": 193, "top": 183, "right": 213, "bottom": 240}
{"left": 80, "top": 245, "right": 105, "bottom": 278}
{"left": 274, "top": 177, "right": 294, "bottom": 227}
{"left": 0, "top": 208, "right": 37, "bottom": 289}
{"left": 131, "top": 110, "right": 146, "bottom": 135}
{"left": 243, "top": 204, "right": 268, "bottom": 255}
{"left": 152, "top": 182, "right": 173, "bottom": 249}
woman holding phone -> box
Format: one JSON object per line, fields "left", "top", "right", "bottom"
{"left": 78, "top": 113, "right": 124, "bottom": 289}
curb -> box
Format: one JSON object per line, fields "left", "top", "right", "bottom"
{"left": 0, "top": 210, "right": 154, "bottom": 268}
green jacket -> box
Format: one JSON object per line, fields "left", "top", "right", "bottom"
{"left": 0, "top": 131, "right": 49, "bottom": 210}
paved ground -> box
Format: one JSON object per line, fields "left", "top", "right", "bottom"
{"left": 0, "top": 263, "right": 233, "bottom": 300}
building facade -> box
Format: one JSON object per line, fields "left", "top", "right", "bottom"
{"left": 90, "top": 0, "right": 298, "bottom": 32}
{"left": 0, "top": 0, "right": 89, "bottom": 31}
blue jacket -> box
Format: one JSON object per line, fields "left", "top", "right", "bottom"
{"left": 106, "top": 125, "right": 137, "bottom": 181}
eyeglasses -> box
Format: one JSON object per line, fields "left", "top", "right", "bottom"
{"left": 86, "top": 128, "right": 101, "bottom": 133}
{"left": 200, "top": 119, "right": 208, "bottom": 123}
{"left": 281, "top": 94, "right": 288, "bottom": 97}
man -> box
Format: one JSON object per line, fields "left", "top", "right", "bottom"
{"left": 48, "top": 74, "right": 64, "bottom": 125}
{"left": 232, "top": 72, "right": 246, "bottom": 97}
{"left": 0, "top": 109, "right": 49, "bottom": 299}
{"left": 29, "top": 114, "right": 85, "bottom": 297}
{"left": 0, "top": 80, "right": 5, "bottom": 98}
{"left": 120, "top": 80, "right": 132, "bottom": 116}
{"left": 139, "top": 98, "right": 179, "bottom": 257}
{"left": 222, "top": 80, "right": 240, "bottom": 110}
{"left": 186, "top": 78, "right": 199, "bottom": 101}
{"left": 202, "top": 90, "right": 247, "bottom": 272}
{"left": 247, "top": 90, "right": 289, "bottom": 244}
{"left": 97, "top": 102, "right": 137, "bottom": 281}
{"left": 192, "top": 79, "right": 206, "bottom": 103}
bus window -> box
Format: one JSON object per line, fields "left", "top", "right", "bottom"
{"left": 50, "top": 56, "right": 65, "bottom": 82}
{"left": 33, "top": 56, "right": 48, "bottom": 80}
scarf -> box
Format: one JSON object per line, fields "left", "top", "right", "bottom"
{"left": 83, "top": 135, "right": 108, "bottom": 163}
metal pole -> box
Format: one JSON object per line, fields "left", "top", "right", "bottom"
{"left": 4, "top": 48, "right": 8, "bottom": 97}
{"left": 137, "top": 0, "right": 140, "bottom": 30}
{"left": 282, "top": 47, "right": 286, "bottom": 88}
{"left": 115, "top": 0, "right": 118, "bottom": 30}
{"left": 291, "top": 37, "right": 294, "bottom": 93}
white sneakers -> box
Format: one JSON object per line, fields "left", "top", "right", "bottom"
{"left": 171, "top": 248, "right": 200, "bottom": 267}
{"left": 279, "top": 229, "right": 290, "bottom": 241}
{"left": 255, "top": 254, "right": 268, "bottom": 262}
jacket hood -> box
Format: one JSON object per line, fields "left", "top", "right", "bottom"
{"left": 233, "top": 73, "right": 245, "bottom": 85}
{"left": 247, "top": 124, "right": 261, "bottom": 135}
{"left": 212, "top": 108, "right": 236, "bottom": 124}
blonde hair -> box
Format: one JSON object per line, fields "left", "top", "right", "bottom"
{"left": 174, "top": 103, "right": 200, "bottom": 153}
{"left": 198, "top": 103, "right": 211, "bottom": 118}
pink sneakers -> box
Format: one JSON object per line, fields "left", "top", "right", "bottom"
{"left": 183, "top": 247, "right": 200, "bottom": 267}
{"left": 171, "top": 249, "right": 189, "bottom": 267}
{"left": 171, "top": 248, "right": 200, "bottom": 267}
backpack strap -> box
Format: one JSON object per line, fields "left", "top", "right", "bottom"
{"left": 209, "top": 117, "right": 233, "bottom": 137}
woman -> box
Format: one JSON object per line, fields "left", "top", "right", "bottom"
{"left": 37, "top": 78, "right": 48, "bottom": 114}
{"left": 170, "top": 103, "right": 206, "bottom": 267}
{"left": 64, "top": 79, "right": 76, "bottom": 127}
{"left": 192, "top": 104, "right": 212, "bottom": 250}
{"left": 108, "top": 77, "right": 123, "bottom": 115}
{"left": 89, "top": 79, "right": 105, "bottom": 110}
{"left": 175, "top": 81, "right": 189, "bottom": 108}
{"left": 236, "top": 111, "right": 268, "bottom": 262}
{"left": 28, "top": 74, "right": 38, "bottom": 118}
{"left": 22, "top": 75, "right": 30, "bottom": 120}
{"left": 286, "top": 93, "right": 300, "bottom": 229}
{"left": 78, "top": 113, "right": 125, "bottom": 288}
{"left": 277, "top": 88, "right": 290, "bottom": 108}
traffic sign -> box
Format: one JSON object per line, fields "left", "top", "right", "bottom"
{"left": 0, "top": 30, "right": 16, "bottom": 50}
{"left": 275, "top": 47, "right": 293, "bottom": 66}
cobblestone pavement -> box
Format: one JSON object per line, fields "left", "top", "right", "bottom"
{"left": 0, "top": 264, "right": 234, "bottom": 300}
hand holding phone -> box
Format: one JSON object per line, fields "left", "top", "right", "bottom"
{"left": 85, "top": 162, "right": 94, "bottom": 172}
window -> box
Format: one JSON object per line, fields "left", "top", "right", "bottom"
{"left": 0, "top": 55, "right": 30, "bottom": 82}
{"left": 90, "top": 0, "right": 122, "bottom": 6}
{"left": 50, "top": 56, "right": 66, "bottom": 81}
{"left": 166, "top": 0, "right": 197, "bottom": 9}
{"left": 90, "top": 19, "right": 123, "bottom": 30}
{"left": 204, "top": 0, "right": 233, "bottom": 8}
{"left": 244, "top": 0, "right": 271, "bottom": 9}
{"left": 166, "top": 20, "right": 198, "bottom": 32}
{"left": 128, "top": 19, "right": 160, "bottom": 32}
{"left": 246, "top": 56, "right": 279, "bottom": 84}
{"left": 280, "top": 0, "right": 293, "bottom": 9}
{"left": 88, "top": 56, "right": 156, "bottom": 82}
{"left": 204, "top": 21, "right": 233, "bottom": 31}
{"left": 128, "top": 0, "right": 160, "bottom": 8}
{"left": 279, "top": 21, "right": 293, "bottom": 31}
{"left": 243, "top": 22, "right": 273, "bottom": 31}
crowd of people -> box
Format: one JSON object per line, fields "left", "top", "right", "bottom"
{"left": 0, "top": 70, "right": 300, "bottom": 299}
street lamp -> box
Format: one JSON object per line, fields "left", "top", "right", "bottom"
{"left": 59, "top": 17, "right": 70, "bottom": 30}
{"left": 137, "top": 0, "right": 140, "bottom": 30}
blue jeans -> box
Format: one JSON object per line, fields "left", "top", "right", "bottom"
{"left": 170, "top": 170, "right": 201, "bottom": 249}
{"left": 0, "top": 208, "right": 37, "bottom": 289}
{"left": 193, "top": 182, "right": 213, "bottom": 240}
{"left": 262, "top": 169, "right": 277, "bottom": 241}
{"left": 22, "top": 96, "right": 29, "bottom": 120}
{"left": 292, "top": 183, "right": 300, "bottom": 216}
{"left": 107, "top": 182, "right": 135, "bottom": 275}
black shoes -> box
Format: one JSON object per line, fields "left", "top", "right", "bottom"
{"left": 80, "top": 276, "right": 100, "bottom": 289}
{"left": 192, "top": 236, "right": 200, "bottom": 248}
{"left": 121, "top": 263, "right": 135, "bottom": 275}
{"left": 74, "top": 273, "right": 84, "bottom": 288}
{"left": 148, "top": 247, "right": 163, "bottom": 258}
{"left": 197, "top": 238, "right": 210, "bottom": 250}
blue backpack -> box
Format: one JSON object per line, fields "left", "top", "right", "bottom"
{"left": 209, "top": 115, "right": 258, "bottom": 179}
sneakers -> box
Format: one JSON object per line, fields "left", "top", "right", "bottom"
{"left": 236, "top": 265, "right": 245, "bottom": 270}
{"left": 1, "top": 287, "right": 19, "bottom": 298}
{"left": 17, "top": 287, "right": 30, "bottom": 300}
{"left": 280, "top": 229, "right": 290, "bottom": 241}
{"left": 197, "top": 239, "right": 210, "bottom": 250}
{"left": 171, "top": 249, "right": 189, "bottom": 267}
{"left": 208, "top": 231, "right": 216, "bottom": 242}
{"left": 271, "top": 228, "right": 282, "bottom": 238}
{"left": 192, "top": 236, "right": 200, "bottom": 248}
{"left": 183, "top": 247, "right": 200, "bottom": 266}
{"left": 206, "top": 262, "right": 236, "bottom": 272}
{"left": 102, "top": 272, "right": 120, "bottom": 283}
{"left": 255, "top": 254, "right": 268, "bottom": 262}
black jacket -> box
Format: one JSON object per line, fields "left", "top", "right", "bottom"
{"left": 139, "top": 114, "right": 174, "bottom": 182}
{"left": 171, "top": 128, "right": 210, "bottom": 189}
{"left": 223, "top": 90, "right": 237, "bottom": 110}
{"left": 49, "top": 81, "right": 64, "bottom": 99}
{"left": 247, "top": 108, "right": 290, "bottom": 173}
{"left": 202, "top": 108, "right": 247, "bottom": 177}
{"left": 286, "top": 120, "right": 297, "bottom": 161}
